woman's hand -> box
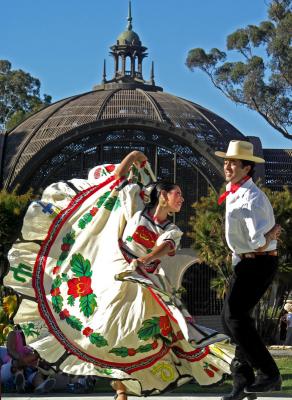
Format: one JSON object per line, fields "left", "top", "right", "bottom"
{"left": 115, "top": 151, "right": 148, "bottom": 179}
{"left": 133, "top": 151, "right": 148, "bottom": 167}
{"left": 136, "top": 255, "right": 152, "bottom": 266}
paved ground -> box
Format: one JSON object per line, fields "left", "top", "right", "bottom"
{"left": 2, "top": 395, "right": 292, "bottom": 400}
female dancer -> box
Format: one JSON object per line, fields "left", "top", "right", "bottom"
{"left": 4, "top": 151, "right": 233, "bottom": 397}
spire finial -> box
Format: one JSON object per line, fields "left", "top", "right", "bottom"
{"left": 102, "top": 59, "right": 107, "bottom": 83}
{"left": 127, "top": 0, "right": 133, "bottom": 31}
{"left": 150, "top": 61, "right": 155, "bottom": 85}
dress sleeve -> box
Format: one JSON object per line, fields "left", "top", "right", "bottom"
{"left": 156, "top": 224, "right": 183, "bottom": 256}
{"left": 118, "top": 183, "right": 145, "bottom": 221}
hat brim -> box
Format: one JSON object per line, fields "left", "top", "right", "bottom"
{"left": 214, "top": 151, "right": 265, "bottom": 163}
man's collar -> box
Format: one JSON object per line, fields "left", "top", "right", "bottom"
{"left": 226, "top": 177, "right": 253, "bottom": 197}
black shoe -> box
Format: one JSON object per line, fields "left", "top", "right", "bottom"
{"left": 244, "top": 374, "right": 282, "bottom": 393}
{"left": 221, "top": 392, "right": 257, "bottom": 400}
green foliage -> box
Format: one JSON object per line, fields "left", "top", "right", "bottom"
{"left": 0, "top": 188, "right": 33, "bottom": 280}
{"left": 0, "top": 60, "right": 52, "bottom": 131}
{"left": 0, "top": 286, "right": 16, "bottom": 344}
{"left": 188, "top": 184, "right": 292, "bottom": 342}
{"left": 188, "top": 188, "right": 232, "bottom": 298}
{"left": 186, "top": 0, "right": 292, "bottom": 139}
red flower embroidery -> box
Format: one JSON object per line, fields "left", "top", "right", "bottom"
{"left": 132, "top": 226, "right": 158, "bottom": 249}
{"left": 204, "top": 368, "right": 215, "bottom": 377}
{"left": 128, "top": 348, "right": 136, "bottom": 356}
{"left": 105, "top": 164, "right": 115, "bottom": 173}
{"left": 53, "top": 266, "right": 61, "bottom": 275}
{"left": 67, "top": 277, "right": 93, "bottom": 298}
{"left": 94, "top": 168, "right": 102, "bottom": 179}
{"left": 151, "top": 341, "right": 158, "bottom": 349}
{"left": 51, "top": 287, "right": 60, "bottom": 296}
{"left": 90, "top": 207, "right": 98, "bottom": 216}
{"left": 61, "top": 243, "right": 70, "bottom": 252}
{"left": 82, "top": 327, "right": 94, "bottom": 337}
{"left": 209, "top": 364, "right": 219, "bottom": 372}
{"left": 159, "top": 315, "right": 172, "bottom": 336}
{"left": 59, "top": 309, "right": 70, "bottom": 320}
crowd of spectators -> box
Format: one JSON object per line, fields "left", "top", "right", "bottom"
{"left": 0, "top": 324, "right": 97, "bottom": 394}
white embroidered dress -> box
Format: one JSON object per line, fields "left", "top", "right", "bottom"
{"left": 4, "top": 163, "right": 233, "bottom": 395}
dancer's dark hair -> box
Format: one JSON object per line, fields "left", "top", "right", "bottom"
{"left": 240, "top": 160, "right": 255, "bottom": 178}
{"left": 145, "top": 182, "right": 178, "bottom": 208}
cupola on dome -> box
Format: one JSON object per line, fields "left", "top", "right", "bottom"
{"left": 117, "top": 29, "right": 140, "bottom": 45}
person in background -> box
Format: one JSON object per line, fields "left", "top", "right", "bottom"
{"left": 6, "top": 325, "right": 56, "bottom": 393}
{"left": 215, "top": 140, "right": 282, "bottom": 400}
{"left": 284, "top": 303, "right": 292, "bottom": 346}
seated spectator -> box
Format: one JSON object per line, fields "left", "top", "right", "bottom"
{"left": 1, "top": 345, "right": 14, "bottom": 391}
{"left": 6, "top": 324, "right": 56, "bottom": 393}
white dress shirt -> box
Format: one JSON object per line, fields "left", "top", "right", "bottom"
{"left": 225, "top": 178, "right": 277, "bottom": 265}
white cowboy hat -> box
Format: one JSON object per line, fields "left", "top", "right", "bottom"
{"left": 215, "top": 140, "right": 265, "bottom": 163}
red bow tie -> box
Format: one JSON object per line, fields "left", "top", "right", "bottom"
{"left": 218, "top": 176, "right": 250, "bottom": 205}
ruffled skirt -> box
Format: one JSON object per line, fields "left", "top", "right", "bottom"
{"left": 4, "top": 165, "right": 233, "bottom": 395}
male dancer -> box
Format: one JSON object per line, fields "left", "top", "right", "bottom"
{"left": 215, "top": 140, "right": 282, "bottom": 400}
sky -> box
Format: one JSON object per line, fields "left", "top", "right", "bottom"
{"left": 1, "top": 0, "right": 291, "bottom": 149}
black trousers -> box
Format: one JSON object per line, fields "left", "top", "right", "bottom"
{"left": 221, "top": 255, "right": 279, "bottom": 377}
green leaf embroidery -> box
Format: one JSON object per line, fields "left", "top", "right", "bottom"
{"left": 131, "top": 165, "right": 139, "bottom": 176}
{"left": 79, "top": 293, "right": 97, "bottom": 317}
{"left": 83, "top": 213, "right": 93, "bottom": 223}
{"left": 95, "top": 368, "right": 113, "bottom": 376}
{"left": 52, "top": 275, "right": 62, "bottom": 289}
{"left": 89, "top": 333, "right": 108, "bottom": 347}
{"left": 67, "top": 295, "right": 75, "bottom": 306}
{"left": 61, "top": 273, "right": 69, "bottom": 282}
{"left": 78, "top": 220, "right": 86, "bottom": 229}
{"left": 137, "top": 317, "right": 160, "bottom": 341}
{"left": 113, "top": 197, "right": 121, "bottom": 210}
{"left": 59, "top": 252, "right": 68, "bottom": 261}
{"left": 109, "top": 347, "right": 129, "bottom": 357}
{"left": 66, "top": 316, "right": 83, "bottom": 331}
{"left": 20, "top": 322, "right": 40, "bottom": 338}
{"left": 52, "top": 295, "right": 63, "bottom": 313}
{"left": 126, "top": 236, "right": 133, "bottom": 242}
{"left": 70, "top": 253, "right": 92, "bottom": 277}
{"left": 63, "top": 231, "right": 75, "bottom": 244}
{"left": 103, "top": 196, "right": 118, "bottom": 211}
{"left": 96, "top": 191, "right": 111, "bottom": 208}
{"left": 137, "top": 344, "right": 152, "bottom": 353}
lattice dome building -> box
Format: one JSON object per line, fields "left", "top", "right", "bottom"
{"left": 1, "top": 2, "right": 291, "bottom": 324}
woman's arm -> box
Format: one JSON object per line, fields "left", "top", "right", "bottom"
{"left": 115, "top": 151, "right": 147, "bottom": 179}
{"left": 136, "top": 241, "right": 173, "bottom": 265}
